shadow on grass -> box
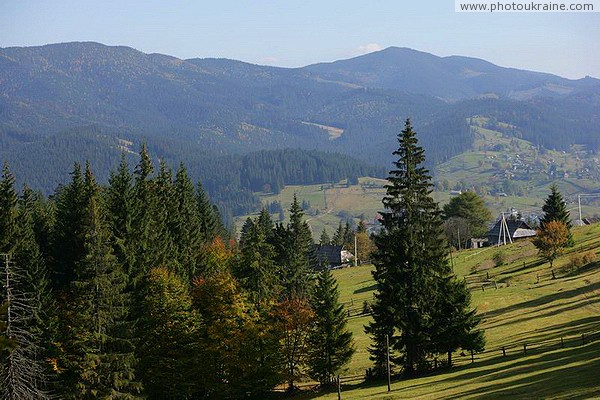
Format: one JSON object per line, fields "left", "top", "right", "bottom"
{"left": 354, "top": 283, "right": 377, "bottom": 295}
{"left": 483, "top": 281, "right": 600, "bottom": 320}
{"left": 291, "top": 339, "right": 600, "bottom": 399}
{"left": 484, "top": 293, "right": 600, "bottom": 332}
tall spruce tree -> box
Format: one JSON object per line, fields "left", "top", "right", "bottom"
{"left": 366, "top": 119, "right": 483, "bottom": 376}
{"left": 237, "top": 218, "right": 280, "bottom": 304}
{"left": 106, "top": 154, "right": 135, "bottom": 277}
{"left": 275, "top": 195, "right": 316, "bottom": 299}
{"left": 173, "top": 164, "right": 203, "bottom": 279}
{"left": 307, "top": 269, "right": 354, "bottom": 385}
{"left": 64, "top": 164, "right": 141, "bottom": 398}
{"left": 540, "top": 184, "right": 573, "bottom": 245}
{"left": 197, "top": 182, "right": 223, "bottom": 243}
{"left": 51, "top": 163, "right": 87, "bottom": 289}
{"left": 319, "top": 229, "right": 331, "bottom": 246}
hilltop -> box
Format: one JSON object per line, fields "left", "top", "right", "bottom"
{"left": 1, "top": 42, "right": 599, "bottom": 208}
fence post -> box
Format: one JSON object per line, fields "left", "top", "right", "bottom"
{"left": 470, "top": 350, "right": 474, "bottom": 363}
{"left": 560, "top": 337, "right": 564, "bottom": 348}
{"left": 337, "top": 375, "right": 341, "bottom": 400}
{"left": 523, "top": 344, "right": 527, "bottom": 354}
{"left": 502, "top": 346, "right": 506, "bottom": 357}
{"left": 434, "top": 357, "right": 438, "bottom": 369}
{"left": 536, "top": 274, "right": 539, "bottom": 284}
{"left": 486, "top": 271, "right": 490, "bottom": 280}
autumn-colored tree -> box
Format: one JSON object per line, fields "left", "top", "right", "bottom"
{"left": 533, "top": 220, "right": 569, "bottom": 269}
{"left": 192, "top": 271, "right": 282, "bottom": 398}
{"left": 274, "top": 298, "right": 315, "bottom": 391}
{"left": 138, "top": 267, "right": 202, "bottom": 399}
{"left": 198, "top": 237, "right": 234, "bottom": 277}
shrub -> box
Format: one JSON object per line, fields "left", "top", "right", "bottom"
{"left": 492, "top": 251, "right": 506, "bottom": 267}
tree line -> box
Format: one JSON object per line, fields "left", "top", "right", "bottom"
{"left": 0, "top": 145, "right": 355, "bottom": 399}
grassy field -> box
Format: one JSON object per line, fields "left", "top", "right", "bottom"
{"left": 293, "top": 223, "right": 600, "bottom": 399}
{"left": 235, "top": 177, "right": 600, "bottom": 241}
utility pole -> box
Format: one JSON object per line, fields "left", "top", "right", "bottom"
{"left": 354, "top": 234, "right": 358, "bottom": 267}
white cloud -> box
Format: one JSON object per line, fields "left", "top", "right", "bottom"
{"left": 351, "top": 43, "right": 383, "bottom": 56}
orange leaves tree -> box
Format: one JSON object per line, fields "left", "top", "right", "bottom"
{"left": 274, "top": 298, "right": 315, "bottom": 391}
{"left": 533, "top": 220, "right": 569, "bottom": 269}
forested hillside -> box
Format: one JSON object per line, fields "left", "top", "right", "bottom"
{"left": 2, "top": 42, "right": 599, "bottom": 197}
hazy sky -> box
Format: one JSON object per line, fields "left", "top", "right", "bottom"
{"left": 1, "top": 0, "right": 598, "bottom": 78}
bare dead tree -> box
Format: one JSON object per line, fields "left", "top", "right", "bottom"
{"left": 1, "top": 254, "right": 49, "bottom": 399}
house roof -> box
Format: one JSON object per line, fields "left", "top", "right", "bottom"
{"left": 487, "top": 219, "right": 537, "bottom": 241}
{"left": 314, "top": 244, "right": 343, "bottom": 265}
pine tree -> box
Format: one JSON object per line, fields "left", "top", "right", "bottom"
{"left": 153, "top": 161, "right": 179, "bottom": 276}
{"left": 319, "top": 229, "right": 331, "bottom": 246}
{"left": 173, "top": 164, "right": 202, "bottom": 279}
{"left": 130, "top": 144, "right": 156, "bottom": 286}
{"left": 540, "top": 184, "right": 573, "bottom": 245}
{"left": 106, "top": 154, "right": 135, "bottom": 277}
{"left": 366, "top": 119, "right": 483, "bottom": 375}
{"left": 197, "top": 182, "right": 223, "bottom": 243}
{"left": 51, "top": 163, "right": 87, "bottom": 289}
{"left": 332, "top": 222, "right": 345, "bottom": 246}
{"left": 275, "top": 195, "right": 316, "bottom": 300}
{"left": 307, "top": 269, "right": 354, "bottom": 385}
{"left": 64, "top": 163, "right": 141, "bottom": 398}
{"left": 237, "top": 218, "right": 280, "bottom": 304}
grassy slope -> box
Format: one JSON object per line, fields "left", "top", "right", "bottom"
{"left": 296, "top": 223, "right": 600, "bottom": 399}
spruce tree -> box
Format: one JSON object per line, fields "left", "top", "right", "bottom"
{"left": 197, "top": 182, "right": 223, "bottom": 243}
{"left": 275, "top": 195, "right": 316, "bottom": 299}
{"left": 366, "top": 119, "right": 483, "bottom": 375}
{"left": 307, "top": 269, "right": 354, "bottom": 385}
{"left": 319, "top": 228, "right": 331, "bottom": 246}
{"left": 64, "top": 164, "right": 141, "bottom": 398}
{"left": 332, "top": 222, "right": 345, "bottom": 246}
{"left": 540, "top": 184, "right": 573, "bottom": 245}
{"left": 51, "top": 163, "right": 87, "bottom": 289}
{"left": 106, "top": 154, "right": 135, "bottom": 277}
{"left": 237, "top": 218, "right": 280, "bottom": 304}
{"left": 173, "top": 164, "right": 202, "bottom": 279}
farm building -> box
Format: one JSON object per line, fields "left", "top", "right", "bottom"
{"left": 314, "top": 244, "right": 354, "bottom": 269}
{"left": 487, "top": 219, "right": 537, "bottom": 246}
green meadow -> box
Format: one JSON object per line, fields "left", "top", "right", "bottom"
{"left": 293, "top": 223, "right": 600, "bottom": 399}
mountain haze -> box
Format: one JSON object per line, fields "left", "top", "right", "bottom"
{"left": 1, "top": 42, "right": 599, "bottom": 211}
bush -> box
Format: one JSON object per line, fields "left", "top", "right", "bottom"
{"left": 492, "top": 251, "right": 506, "bottom": 267}
{"left": 567, "top": 251, "right": 597, "bottom": 272}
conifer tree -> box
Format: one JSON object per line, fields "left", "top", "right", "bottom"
{"left": 366, "top": 119, "right": 483, "bottom": 375}
{"left": 50, "top": 163, "right": 87, "bottom": 288}
{"left": 130, "top": 144, "right": 156, "bottom": 284}
{"left": 0, "top": 165, "right": 50, "bottom": 399}
{"left": 237, "top": 218, "right": 280, "bottom": 304}
{"left": 540, "top": 184, "right": 573, "bottom": 245}
{"left": 64, "top": 164, "right": 141, "bottom": 398}
{"left": 153, "top": 161, "right": 179, "bottom": 275}
{"left": 319, "top": 229, "right": 331, "bottom": 246}
{"left": 173, "top": 164, "right": 202, "bottom": 279}
{"left": 275, "top": 195, "right": 316, "bottom": 299}
{"left": 332, "top": 222, "right": 345, "bottom": 246}
{"left": 106, "top": 154, "right": 135, "bottom": 276}
{"left": 307, "top": 269, "right": 354, "bottom": 385}
{"left": 197, "top": 182, "right": 223, "bottom": 243}
{"left": 257, "top": 208, "right": 275, "bottom": 240}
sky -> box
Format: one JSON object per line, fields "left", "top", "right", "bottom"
{"left": 1, "top": 0, "right": 599, "bottom": 79}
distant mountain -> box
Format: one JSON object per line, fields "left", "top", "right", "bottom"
{"left": 303, "top": 47, "right": 600, "bottom": 101}
{"left": 1, "top": 42, "right": 599, "bottom": 205}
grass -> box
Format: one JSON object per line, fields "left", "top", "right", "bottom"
{"left": 293, "top": 223, "right": 600, "bottom": 399}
